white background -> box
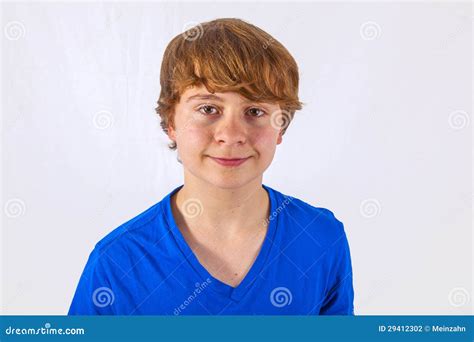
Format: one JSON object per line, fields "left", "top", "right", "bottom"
{"left": 1, "top": 1, "right": 472, "bottom": 315}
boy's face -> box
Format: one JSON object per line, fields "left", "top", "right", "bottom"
{"left": 168, "top": 84, "right": 284, "bottom": 189}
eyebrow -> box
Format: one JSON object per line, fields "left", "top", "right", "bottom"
{"left": 185, "top": 93, "right": 265, "bottom": 105}
{"left": 186, "top": 94, "right": 224, "bottom": 103}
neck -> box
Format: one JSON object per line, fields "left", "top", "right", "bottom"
{"left": 172, "top": 176, "right": 270, "bottom": 240}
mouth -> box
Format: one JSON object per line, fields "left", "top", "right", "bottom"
{"left": 208, "top": 156, "right": 251, "bottom": 167}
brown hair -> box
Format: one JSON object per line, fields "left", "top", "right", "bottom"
{"left": 155, "top": 18, "right": 304, "bottom": 150}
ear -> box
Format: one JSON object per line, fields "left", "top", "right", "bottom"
{"left": 167, "top": 123, "right": 177, "bottom": 141}
{"left": 276, "top": 130, "right": 283, "bottom": 145}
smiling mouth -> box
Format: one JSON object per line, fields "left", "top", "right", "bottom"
{"left": 211, "top": 157, "right": 249, "bottom": 160}
{"left": 208, "top": 156, "right": 251, "bottom": 167}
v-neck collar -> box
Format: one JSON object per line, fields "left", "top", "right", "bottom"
{"left": 162, "top": 183, "right": 279, "bottom": 302}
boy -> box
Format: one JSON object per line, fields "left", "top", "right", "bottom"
{"left": 68, "top": 18, "right": 354, "bottom": 315}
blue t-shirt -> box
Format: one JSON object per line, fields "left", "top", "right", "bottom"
{"left": 68, "top": 184, "right": 354, "bottom": 315}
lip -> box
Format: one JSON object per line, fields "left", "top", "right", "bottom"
{"left": 209, "top": 156, "right": 251, "bottom": 167}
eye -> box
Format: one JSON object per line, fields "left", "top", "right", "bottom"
{"left": 197, "top": 104, "right": 219, "bottom": 116}
{"left": 246, "top": 107, "right": 266, "bottom": 118}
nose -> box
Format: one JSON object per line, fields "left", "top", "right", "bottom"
{"left": 213, "top": 113, "right": 248, "bottom": 146}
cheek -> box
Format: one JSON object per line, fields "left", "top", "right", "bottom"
{"left": 251, "top": 127, "right": 279, "bottom": 154}
{"left": 176, "top": 124, "right": 211, "bottom": 153}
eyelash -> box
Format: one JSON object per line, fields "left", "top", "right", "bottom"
{"left": 196, "top": 104, "right": 267, "bottom": 118}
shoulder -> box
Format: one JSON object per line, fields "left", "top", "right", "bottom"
{"left": 268, "top": 186, "right": 347, "bottom": 249}
{"left": 93, "top": 200, "right": 164, "bottom": 255}
{"left": 75, "top": 199, "right": 168, "bottom": 285}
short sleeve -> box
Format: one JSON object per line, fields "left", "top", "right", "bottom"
{"left": 319, "top": 220, "right": 355, "bottom": 315}
{"left": 68, "top": 247, "right": 115, "bottom": 315}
